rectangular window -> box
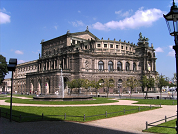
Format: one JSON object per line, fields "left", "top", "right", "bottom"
{"left": 97, "top": 44, "right": 101, "bottom": 47}
{"left": 121, "top": 46, "right": 123, "bottom": 49}
{"left": 104, "top": 44, "right": 107, "bottom": 48}
{"left": 77, "top": 41, "right": 80, "bottom": 44}
{"left": 72, "top": 40, "right": 75, "bottom": 44}
{"left": 116, "top": 45, "right": 119, "bottom": 48}
{"left": 110, "top": 44, "right": 113, "bottom": 48}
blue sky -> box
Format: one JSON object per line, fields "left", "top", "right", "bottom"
{"left": 0, "top": 0, "right": 177, "bottom": 79}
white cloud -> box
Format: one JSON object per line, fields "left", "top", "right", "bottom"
{"left": 0, "top": 9, "right": 11, "bottom": 24}
{"left": 54, "top": 25, "right": 58, "bottom": 30}
{"left": 115, "top": 10, "right": 122, "bottom": 15}
{"left": 155, "top": 47, "right": 164, "bottom": 52}
{"left": 78, "top": 10, "right": 81, "bottom": 13}
{"left": 15, "top": 50, "right": 23, "bottom": 55}
{"left": 93, "top": 7, "right": 164, "bottom": 30}
{"left": 18, "top": 60, "right": 26, "bottom": 64}
{"left": 167, "top": 45, "right": 175, "bottom": 57}
{"left": 70, "top": 20, "right": 84, "bottom": 27}
{"left": 167, "top": 50, "right": 175, "bottom": 57}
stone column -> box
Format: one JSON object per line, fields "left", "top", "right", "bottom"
{"left": 53, "top": 59, "right": 56, "bottom": 69}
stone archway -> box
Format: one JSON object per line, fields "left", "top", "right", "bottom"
{"left": 30, "top": 80, "right": 34, "bottom": 94}
{"left": 45, "top": 79, "right": 50, "bottom": 94}
{"left": 64, "top": 77, "right": 69, "bottom": 94}
{"left": 38, "top": 79, "right": 42, "bottom": 94}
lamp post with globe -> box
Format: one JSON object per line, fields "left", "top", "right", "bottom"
{"left": 163, "top": 0, "right": 178, "bottom": 132}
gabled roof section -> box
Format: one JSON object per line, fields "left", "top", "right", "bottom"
{"left": 41, "top": 29, "right": 100, "bottom": 44}
{"left": 69, "top": 30, "right": 100, "bottom": 40}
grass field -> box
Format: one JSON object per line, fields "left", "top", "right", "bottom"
{"left": 127, "top": 99, "right": 177, "bottom": 105}
{"left": 1, "top": 96, "right": 119, "bottom": 105}
{"left": 143, "top": 119, "right": 176, "bottom": 134}
{"left": 1, "top": 105, "right": 158, "bottom": 122}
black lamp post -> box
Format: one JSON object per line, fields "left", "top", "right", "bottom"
{"left": 7, "top": 58, "right": 17, "bottom": 122}
{"left": 163, "top": 0, "right": 178, "bottom": 132}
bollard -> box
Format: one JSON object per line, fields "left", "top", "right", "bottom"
{"left": 150, "top": 105, "right": 152, "bottom": 109}
{"left": 64, "top": 113, "right": 66, "bottom": 120}
{"left": 42, "top": 113, "right": 43, "bottom": 120}
{"left": 106, "top": 111, "right": 107, "bottom": 117}
{"left": 84, "top": 114, "right": 85, "bottom": 121}
{"left": 160, "top": 103, "right": 161, "bottom": 107}
{"left": 146, "top": 121, "right": 148, "bottom": 130}
{"left": 124, "top": 108, "right": 125, "bottom": 114}
{"left": 138, "top": 106, "right": 140, "bottom": 111}
{"left": 19, "top": 114, "right": 21, "bottom": 122}
{"left": 165, "top": 116, "right": 167, "bottom": 122}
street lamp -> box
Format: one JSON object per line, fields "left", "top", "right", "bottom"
{"left": 163, "top": 0, "right": 178, "bottom": 132}
{"left": 7, "top": 58, "right": 17, "bottom": 122}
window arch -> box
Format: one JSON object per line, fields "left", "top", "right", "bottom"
{"left": 108, "top": 61, "right": 113, "bottom": 71}
{"left": 133, "top": 63, "right": 136, "bottom": 71}
{"left": 126, "top": 62, "right": 130, "bottom": 71}
{"left": 98, "top": 61, "right": 104, "bottom": 71}
{"left": 117, "top": 61, "right": 122, "bottom": 71}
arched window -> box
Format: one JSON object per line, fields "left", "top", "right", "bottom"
{"left": 117, "top": 61, "right": 122, "bottom": 71}
{"left": 108, "top": 61, "right": 113, "bottom": 71}
{"left": 98, "top": 61, "right": 104, "bottom": 71}
{"left": 126, "top": 62, "right": 130, "bottom": 71}
{"left": 133, "top": 63, "right": 136, "bottom": 71}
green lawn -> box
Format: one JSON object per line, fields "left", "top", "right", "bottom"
{"left": 1, "top": 105, "right": 158, "bottom": 122}
{"left": 127, "top": 99, "right": 177, "bottom": 105}
{"left": 143, "top": 119, "right": 176, "bottom": 134}
{"left": 2, "top": 97, "right": 119, "bottom": 105}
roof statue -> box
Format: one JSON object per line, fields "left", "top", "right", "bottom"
{"left": 138, "top": 32, "right": 149, "bottom": 42}
{"left": 86, "top": 26, "right": 89, "bottom": 32}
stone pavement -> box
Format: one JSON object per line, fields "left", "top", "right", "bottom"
{"left": 0, "top": 97, "right": 177, "bottom": 134}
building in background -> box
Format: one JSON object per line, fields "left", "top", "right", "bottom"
{"left": 12, "top": 28, "right": 158, "bottom": 94}
{"left": 0, "top": 78, "right": 11, "bottom": 93}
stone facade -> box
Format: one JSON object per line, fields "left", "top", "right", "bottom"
{"left": 12, "top": 29, "right": 158, "bottom": 94}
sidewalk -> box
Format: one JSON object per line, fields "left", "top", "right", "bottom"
{"left": 0, "top": 97, "right": 177, "bottom": 134}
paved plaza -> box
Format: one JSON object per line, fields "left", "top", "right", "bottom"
{"left": 0, "top": 93, "right": 177, "bottom": 134}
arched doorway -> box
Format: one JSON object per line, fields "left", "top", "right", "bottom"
{"left": 38, "top": 79, "right": 42, "bottom": 94}
{"left": 64, "top": 77, "right": 69, "bottom": 94}
{"left": 45, "top": 79, "right": 50, "bottom": 94}
{"left": 30, "top": 80, "right": 34, "bottom": 94}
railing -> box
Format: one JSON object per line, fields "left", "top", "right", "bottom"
{"left": 0, "top": 106, "right": 157, "bottom": 122}
{"left": 146, "top": 115, "right": 177, "bottom": 130}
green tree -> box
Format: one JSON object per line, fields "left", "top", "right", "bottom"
{"left": 140, "top": 75, "right": 155, "bottom": 98}
{"left": 123, "top": 76, "right": 139, "bottom": 97}
{"left": 66, "top": 79, "right": 76, "bottom": 95}
{"left": 0, "top": 55, "right": 8, "bottom": 85}
{"left": 103, "top": 78, "right": 114, "bottom": 98}
{"left": 82, "top": 79, "right": 91, "bottom": 96}
{"left": 90, "top": 79, "right": 102, "bottom": 97}
{"left": 156, "top": 75, "right": 169, "bottom": 99}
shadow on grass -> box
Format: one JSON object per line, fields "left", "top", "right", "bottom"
{"left": 1, "top": 117, "right": 137, "bottom": 134}
{"left": 0, "top": 107, "right": 64, "bottom": 122}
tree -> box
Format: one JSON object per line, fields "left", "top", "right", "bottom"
{"left": 172, "top": 73, "right": 177, "bottom": 86}
{"left": 82, "top": 79, "right": 91, "bottom": 96}
{"left": 123, "top": 76, "right": 139, "bottom": 97}
{"left": 0, "top": 55, "right": 8, "bottom": 85}
{"left": 66, "top": 79, "right": 76, "bottom": 95}
{"left": 155, "top": 75, "right": 169, "bottom": 99}
{"left": 103, "top": 78, "right": 114, "bottom": 98}
{"left": 140, "top": 75, "right": 155, "bottom": 98}
{"left": 90, "top": 79, "right": 102, "bottom": 97}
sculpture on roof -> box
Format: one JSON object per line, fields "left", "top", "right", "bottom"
{"left": 138, "top": 32, "right": 149, "bottom": 42}
{"left": 86, "top": 26, "right": 89, "bottom": 32}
